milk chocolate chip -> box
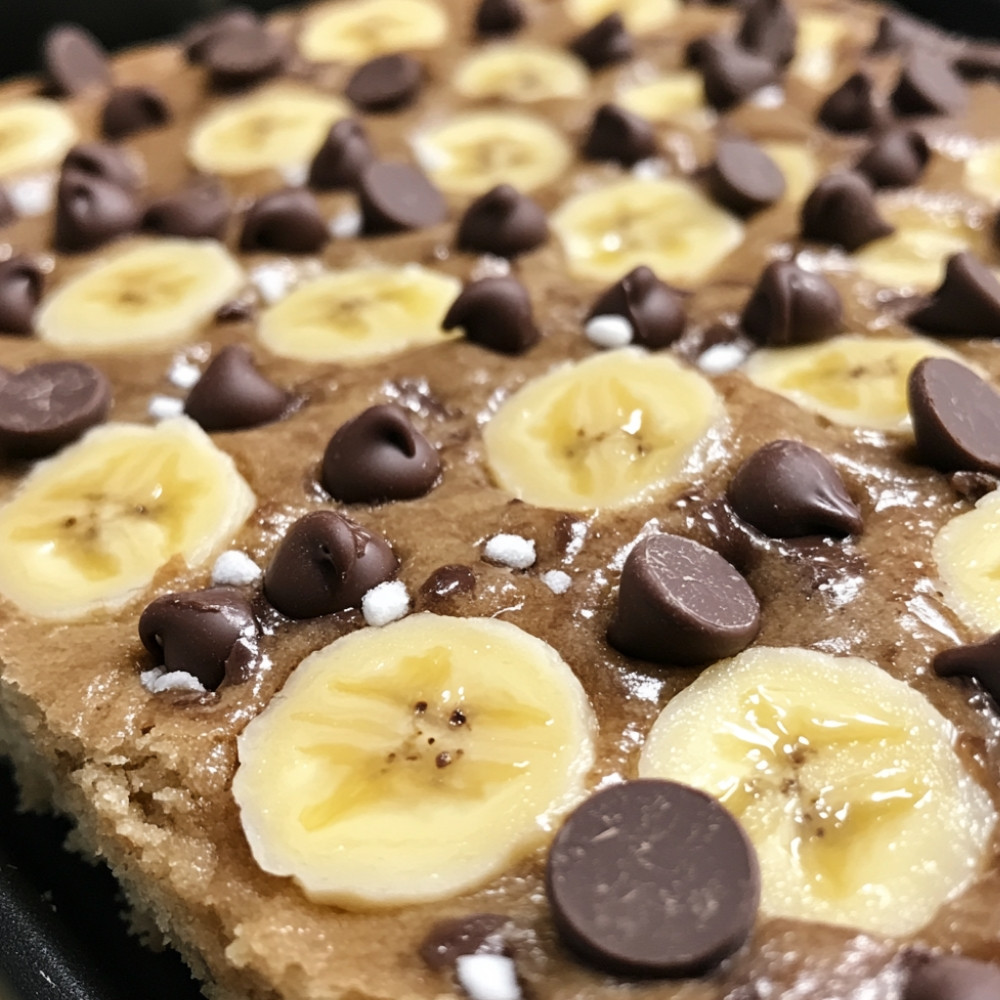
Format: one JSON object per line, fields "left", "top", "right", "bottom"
{"left": 419, "top": 564, "right": 476, "bottom": 603}
{"left": 907, "top": 253, "right": 1000, "bottom": 339}
{"left": 443, "top": 276, "right": 539, "bottom": 354}
{"left": 0, "top": 256, "right": 44, "bottom": 335}
{"left": 817, "top": 72, "right": 882, "bottom": 133}
{"left": 263, "top": 510, "right": 398, "bottom": 619}
{"left": 569, "top": 13, "right": 633, "bottom": 69}
{"left": 203, "top": 22, "right": 288, "bottom": 90}
{"left": 546, "top": 780, "right": 760, "bottom": 977}
{"left": 144, "top": 181, "right": 231, "bottom": 240}
{"left": 420, "top": 914, "right": 512, "bottom": 970}
{"left": 934, "top": 634, "right": 1000, "bottom": 706}
{"left": 346, "top": 54, "right": 423, "bottom": 112}
{"left": 607, "top": 533, "right": 760, "bottom": 665}
{"left": 42, "top": 24, "right": 111, "bottom": 96}
{"left": 741, "top": 260, "right": 842, "bottom": 346}
{"left": 474, "top": 0, "right": 525, "bottom": 37}
{"left": 800, "top": 171, "right": 893, "bottom": 251}
{"left": 891, "top": 54, "right": 966, "bottom": 117}
{"left": 707, "top": 137, "right": 785, "bottom": 216}
{"left": 697, "top": 36, "right": 778, "bottom": 111}
{"left": 308, "top": 119, "right": 374, "bottom": 190}
{"left": 358, "top": 162, "right": 447, "bottom": 234}
{"left": 101, "top": 85, "right": 172, "bottom": 140}
{"left": 240, "top": 189, "right": 329, "bottom": 254}
{"left": 587, "top": 266, "right": 685, "bottom": 349}
{"left": 736, "top": 0, "right": 797, "bottom": 66}
{"left": 321, "top": 404, "right": 440, "bottom": 503}
{"left": 54, "top": 172, "right": 141, "bottom": 253}
{"left": 62, "top": 142, "right": 140, "bottom": 191}
{"left": 854, "top": 128, "right": 929, "bottom": 188}
{"left": 456, "top": 184, "right": 547, "bottom": 258}
{"left": 581, "top": 104, "right": 656, "bottom": 167}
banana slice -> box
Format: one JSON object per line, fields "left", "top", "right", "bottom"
{"left": 413, "top": 111, "right": 572, "bottom": 195}
{"left": 188, "top": 87, "right": 349, "bottom": 176}
{"left": 638, "top": 646, "right": 996, "bottom": 937}
{"left": 258, "top": 266, "right": 460, "bottom": 363}
{"left": 0, "top": 98, "right": 78, "bottom": 178}
{"left": 963, "top": 142, "right": 1000, "bottom": 202}
{"left": 551, "top": 178, "right": 744, "bottom": 286}
{"left": 483, "top": 348, "right": 724, "bottom": 511}
{"left": 453, "top": 44, "right": 589, "bottom": 104}
{"left": 233, "top": 612, "right": 596, "bottom": 908}
{"left": 0, "top": 418, "right": 255, "bottom": 619}
{"left": 36, "top": 239, "right": 244, "bottom": 350}
{"left": 565, "top": 0, "right": 679, "bottom": 34}
{"left": 743, "top": 335, "right": 967, "bottom": 432}
{"left": 298, "top": 0, "right": 448, "bottom": 63}
{"left": 790, "top": 13, "right": 847, "bottom": 86}
{"left": 760, "top": 142, "right": 820, "bottom": 204}
{"left": 618, "top": 72, "right": 706, "bottom": 123}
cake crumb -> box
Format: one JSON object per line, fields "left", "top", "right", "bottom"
{"left": 455, "top": 954, "right": 521, "bottom": 1000}
{"left": 541, "top": 570, "right": 572, "bottom": 595}
{"left": 140, "top": 668, "right": 206, "bottom": 696}
{"left": 148, "top": 395, "right": 185, "bottom": 420}
{"left": 584, "top": 314, "right": 633, "bottom": 349}
{"left": 167, "top": 357, "right": 202, "bottom": 390}
{"left": 484, "top": 534, "right": 536, "bottom": 570}
{"left": 211, "top": 550, "right": 262, "bottom": 587}
{"left": 362, "top": 580, "right": 410, "bottom": 626}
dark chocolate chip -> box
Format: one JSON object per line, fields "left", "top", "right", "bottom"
{"left": 696, "top": 36, "right": 779, "bottom": 111}
{"left": 358, "top": 162, "right": 447, "bottom": 235}
{"left": 903, "top": 952, "right": 1000, "bottom": 1000}
{"left": 143, "top": 181, "right": 231, "bottom": 240}
{"left": 817, "top": 72, "right": 882, "bottom": 134}
{"left": 581, "top": 104, "right": 656, "bottom": 167}
{"left": 727, "top": 440, "right": 862, "bottom": 538}
{"left": 954, "top": 42, "right": 1000, "bottom": 83}
{"left": 0, "top": 256, "right": 44, "bottom": 336}
{"left": 907, "top": 357, "right": 1000, "bottom": 476}
{"left": 854, "top": 128, "right": 929, "bottom": 189}
{"left": 891, "top": 54, "right": 966, "bottom": 117}
{"left": 607, "top": 533, "right": 760, "bottom": 665}
{"left": 587, "top": 266, "right": 685, "bottom": 349}
{"left": 138, "top": 586, "right": 258, "bottom": 691}
{"left": 736, "top": 0, "right": 797, "bottom": 67}
{"left": 263, "top": 509, "right": 398, "bottom": 619}
{"left": 949, "top": 470, "right": 998, "bottom": 502}
{"left": 740, "top": 260, "right": 842, "bottom": 346}
{"left": 321, "top": 404, "right": 440, "bottom": 503}
{"left": 184, "top": 345, "right": 290, "bottom": 432}
{"left": 474, "top": 0, "right": 525, "bottom": 37}
{"left": 569, "top": 13, "right": 633, "bottom": 70}
{"left": 419, "top": 564, "right": 476, "bottom": 602}
{"left": 345, "top": 54, "right": 423, "bottom": 113}
{"left": 546, "top": 779, "right": 760, "bottom": 977}
{"left": 62, "top": 142, "right": 140, "bottom": 191}
{"left": 706, "top": 137, "right": 785, "bottom": 216}
{"left": 308, "top": 119, "right": 375, "bottom": 191}
{"left": 240, "top": 188, "right": 329, "bottom": 254}
{"left": 101, "top": 86, "right": 171, "bottom": 140}
{"left": 420, "top": 914, "right": 512, "bottom": 971}
{"left": 203, "top": 23, "right": 288, "bottom": 90}
{"left": 442, "top": 276, "right": 540, "bottom": 354}
{"left": 54, "top": 172, "right": 142, "bottom": 254}
{"left": 182, "top": 7, "right": 260, "bottom": 64}
{"left": 0, "top": 361, "right": 111, "bottom": 459}
{"left": 0, "top": 188, "right": 16, "bottom": 229}
{"left": 934, "top": 634, "right": 1000, "bottom": 705}
{"left": 868, "top": 12, "right": 933, "bottom": 54}
{"left": 456, "top": 184, "right": 547, "bottom": 258}
{"left": 42, "top": 24, "right": 111, "bottom": 96}
{"left": 907, "top": 253, "right": 1000, "bottom": 339}
{"left": 800, "top": 171, "right": 893, "bottom": 252}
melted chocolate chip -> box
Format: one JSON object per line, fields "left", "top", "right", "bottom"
{"left": 240, "top": 189, "right": 329, "bottom": 254}
{"left": 587, "top": 266, "right": 685, "bottom": 349}
{"left": 581, "top": 104, "right": 656, "bottom": 167}
{"left": 0, "top": 256, "right": 44, "bottom": 335}
{"left": 184, "top": 345, "right": 290, "bottom": 432}
{"left": 903, "top": 953, "right": 1000, "bottom": 1000}
{"left": 800, "top": 171, "right": 893, "bottom": 251}
{"left": 42, "top": 24, "right": 111, "bottom": 96}
{"left": 740, "top": 260, "right": 842, "bottom": 346}
{"left": 358, "top": 162, "right": 447, "bottom": 235}
{"left": 854, "top": 128, "right": 929, "bottom": 188}
{"left": 203, "top": 22, "right": 288, "bottom": 90}
{"left": 891, "top": 54, "right": 966, "bottom": 117}
{"left": 569, "top": 14, "right": 633, "bottom": 70}
{"left": 419, "top": 564, "right": 476, "bottom": 603}
{"left": 138, "top": 586, "right": 258, "bottom": 691}
{"left": 697, "top": 36, "right": 779, "bottom": 111}
{"left": 907, "top": 253, "right": 1000, "bottom": 338}
{"left": 736, "top": 0, "right": 797, "bottom": 66}
{"left": 143, "top": 181, "right": 231, "bottom": 240}
{"left": 456, "top": 184, "right": 547, "bottom": 258}
{"left": 62, "top": 143, "right": 140, "bottom": 191}
{"left": 607, "top": 533, "right": 760, "bottom": 665}
{"left": 442, "top": 276, "right": 540, "bottom": 354}
{"left": 182, "top": 8, "right": 260, "bottom": 63}
{"left": 308, "top": 119, "right": 374, "bottom": 191}
{"left": 346, "top": 54, "right": 423, "bottom": 112}
{"left": 101, "top": 85, "right": 171, "bottom": 140}
{"left": 54, "top": 171, "right": 142, "bottom": 254}
{"left": 0, "top": 189, "right": 14, "bottom": 230}
{"left": 546, "top": 780, "right": 760, "bottom": 977}
{"left": 934, "top": 634, "right": 1000, "bottom": 705}
{"left": 817, "top": 72, "right": 882, "bottom": 133}
{"left": 707, "top": 137, "right": 785, "bottom": 216}
{"left": 321, "top": 404, "right": 441, "bottom": 503}
{"left": 263, "top": 510, "right": 398, "bottom": 619}
{"left": 474, "top": 0, "right": 525, "bottom": 37}
{"left": 0, "top": 361, "right": 111, "bottom": 459}
{"left": 420, "top": 914, "right": 512, "bottom": 970}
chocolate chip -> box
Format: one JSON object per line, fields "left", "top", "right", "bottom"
{"left": 138, "top": 586, "right": 258, "bottom": 691}
{"left": 706, "top": 137, "right": 785, "bottom": 216}
{"left": 474, "top": 0, "right": 525, "bottom": 37}
{"left": 546, "top": 780, "right": 760, "bottom": 977}
{"left": 817, "top": 72, "right": 882, "bottom": 134}
{"left": 581, "top": 104, "right": 656, "bottom": 167}
{"left": 891, "top": 54, "right": 966, "bottom": 117}
{"left": 0, "top": 188, "right": 16, "bottom": 229}
{"left": 0, "top": 256, "right": 44, "bottom": 336}
{"left": 101, "top": 86, "right": 171, "bottom": 140}
{"left": 420, "top": 914, "right": 512, "bottom": 970}
{"left": 308, "top": 119, "right": 375, "bottom": 190}
{"left": 907, "top": 253, "right": 1000, "bottom": 339}
{"left": 587, "top": 266, "right": 685, "bottom": 349}
{"left": 358, "top": 162, "right": 447, "bottom": 235}
{"left": 184, "top": 345, "right": 290, "bottom": 432}
{"left": 868, "top": 12, "right": 933, "bottom": 54}
{"left": 54, "top": 172, "right": 142, "bottom": 254}
{"left": 456, "top": 184, "right": 547, "bottom": 258}
{"left": 933, "top": 633, "right": 1000, "bottom": 706}
{"left": 42, "top": 24, "right": 111, "bottom": 96}
{"left": 607, "top": 533, "right": 760, "bottom": 665}
{"left": 854, "top": 128, "right": 929, "bottom": 189}
{"left": 321, "top": 404, "right": 440, "bottom": 503}
{"left": 346, "top": 54, "right": 423, "bottom": 113}
{"left": 907, "top": 357, "right": 1000, "bottom": 476}
{"left": 182, "top": 7, "right": 260, "bottom": 63}
{"left": 740, "top": 260, "right": 842, "bottom": 347}
{"left": 442, "top": 276, "right": 540, "bottom": 354}
{"left": 800, "top": 171, "right": 893, "bottom": 252}
{"left": 263, "top": 510, "right": 398, "bottom": 619}
{"left": 736, "top": 0, "right": 797, "bottom": 66}
{"left": 419, "top": 564, "right": 476, "bottom": 602}
{"left": 203, "top": 23, "right": 288, "bottom": 90}
{"left": 903, "top": 952, "right": 1000, "bottom": 1000}
{"left": 240, "top": 189, "right": 329, "bottom": 254}
{"left": 569, "top": 13, "right": 633, "bottom": 70}
{"left": 143, "top": 181, "right": 231, "bottom": 240}
{"left": 696, "top": 36, "right": 779, "bottom": 111}
{"left": 0, "top": 361, "right": 111, "bottom": 459}
{"left": 954, "top": 42, "right": 1000, "bottom": 83}
{"left": 62, "top": 142, "right": 140, "bottom": 191}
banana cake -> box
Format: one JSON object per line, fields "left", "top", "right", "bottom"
{"left": 2, "top": 0, "right": 1000, "bottom": 998}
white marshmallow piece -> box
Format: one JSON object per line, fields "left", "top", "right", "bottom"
{"left": 7, "top": 173, "right": 55, "bottom": 217}
{"left": 251, "top": 262, "right": 296, "bottom": 304}
{"left": 329, "top": 208, "right": 362, "bottom": 240}
{"left": 167, "top": 357, "right": 202, "bottom": 390}
{"left": 483, "top": 533, "right": 536, "bottom": 570}
{"left": 584, "top": 314, "right": 633, "bottom": 350}
{"left": 147, "top": 395, "right": 185, "bottom": 421}
{"left": 362, "top": 579, "right": 410, "bottom": 627}
{"left": 140, "top": 667, "right": 207, "bottom": 696}
{"left": 697, "top": 341, "right": 748, "bottom": 375}
{"left": 540, "top": 569, "right": 571, "bottom": 595}
{"left": 455, "top": 955, "right": 521, "bottom": 1000}
{"left": 211, "top": 550, "right": 262, "bottom": 587}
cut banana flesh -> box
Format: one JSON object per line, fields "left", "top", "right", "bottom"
{"left": 551, "top": 178, "right": 744, "bottom": 286}
{"left": 187, "top": 88, "right": 349, "bottom": 176}
{"left": 0, "top": 98, "right": 78, "bottom": 177}
{"left": 453, "top": 45, "right": 589, "bottom": 104}
{"left": 761, "top": 142, "right": 820, "bottom": 205}
{"left": 565, "top": 0, "right": 679, "bottom": 33}
{"left": 413, "top": 111, "right": 572, "bottom": 195}
{"left": 483, "top": 348, "right": 724, "bottom": 511}
{"left": 233, "top": 613, "right": 596, "bottom": 909}
{"left": 0, "top": 419, "right": 255, "bottom": 619}
{"left": 36, "top": 239, "right": 244, "bottom": 350}
{"left": 743, "top": 335, "right": 967, "bottom": 432}
{"left": 790, "top": 14, "right": 847, "bottom": 86}
{"left": 963, "top": 143, "right": 1000, "bottom": 203}
{"left": 298, "top": 0, "right": 448, "bottom": 63}
{"left": 638, "top": 646, "right": 996, "bottom": 937}
{"left": 618, "top": 72, "right": 706, "bottom": 123}
{"left": 257, "top": 266, "right": 461, "bottom": 363}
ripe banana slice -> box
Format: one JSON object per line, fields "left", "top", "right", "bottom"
{"left": 963, "top": 142, "right": 1000, "bottom": 202}
{"left": 453, "top": 45, "right": 589, "bottom": 104}
{"left": 0, "top": 98, "right": 78, "bottom": 177}
{"left": 618, "top": 72, "right": 706, "bottom": 123}
{"left": 638, "top": 646, "right": 996, "bottom": 937}
{"left": 257, "top": 266, "right": 460, "bottom": 363}
{"left": 565, "top": 0, "right": 679, "bottom": 34}
{"left": 743, "top": 335, "right": 967, "bottom": 432}
{"left": 0, "top": 418, "right": 255, "bottom": 619}
{"left": 550, "top": 178, "right": 744, "bottom": 286}
{"left": 413, "top": 112, "right": 572, "bottom": 196}
{"left": 790, "top": 13, "right": 847, "bottom": 86}
{"left": 188, "top": 87, "right": 349, "bottom": 176}
{"left": 760, "top": 142, "right": 819, "bottom": 204}
{"left": 298, "top": 0, "right": 448, "bottom": 64}
{"left": 233, "top": 612, "right": 596, "bottom": 908}
{"left": 36, "top": 239, "right": 244, "bottom": 350}
{"left": 483, "top": 348, "right": 724, "bottom": 511}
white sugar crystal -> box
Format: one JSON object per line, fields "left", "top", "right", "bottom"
{"left": 697, "top": 342, "right": 747, "bottom": 375}
{"left": 211, "top": 550, "right": 262, "bottom": 587}
{"left": 484, "top": 533, "right": 536, "bottom": 570}
{"left": 148, "top": 395, "right": 185, "bottom": 420}
{"left": 456, "top": 955, "right": 521, "bottom": 1000}
{"left": 362, "top": 579, "right": 410, "bottom": 627}
{"left": 540, "top": 570, "right": 571, "bottom": 595}
{"left": 167, "top": 357, "right": 202, "bottom": 390}
{"left": 279, "top": 163, "right": 308, "bottom": 187}
{"left": 140, "top": 668, "right": 206, "bottom": 696}
{"left": 329, "top": 208, "right": 362, "bottom": 240}
{"left": 251, "top": 262, "right": 295, "bottom": 304}
{"left": 584, "top": 314, "right": 633, "bottom": 349}
{"left": 7, "top": 173, "right": 54, "bottom": 216}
